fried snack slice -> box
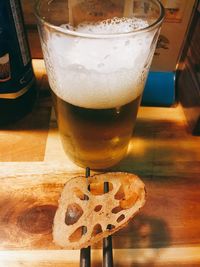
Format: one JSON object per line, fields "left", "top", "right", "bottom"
{"left": 53, "top": 172, "right": 146, "bottom": 249}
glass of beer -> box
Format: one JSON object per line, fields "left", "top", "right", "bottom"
{"left": 35, "top": 0, "right": 164, "bottom": 169}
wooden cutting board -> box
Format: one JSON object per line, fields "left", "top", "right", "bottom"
{"left": 0, "top": 162, "right": 200, "bottom": 266}
{"left": 0, "top": 161, "right": 200, "bottom": 249}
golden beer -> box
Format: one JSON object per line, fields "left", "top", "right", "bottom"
{"left": 52, "top": 92, "right": 141, "bottom": 169}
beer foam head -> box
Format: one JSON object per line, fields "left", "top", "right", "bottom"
{"left": 46, "top": 17, "right": 156, "bottom": 109}
{"left": 62, "top": 17, "right": 149, "bottom": 34}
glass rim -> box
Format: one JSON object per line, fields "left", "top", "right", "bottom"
{"left": 34, "top": 0, "right": 165, "bottom": 39}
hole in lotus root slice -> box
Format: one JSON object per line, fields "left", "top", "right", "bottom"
{"left": 119, "top": 192, "right": 139, "bottom": 209}
{"left": 89, "top": 181, "right": 113, "bottom": 195}
{"left": 73, "top": 187, "right": 89, "bottom": 201}
{"left": 92, "top": 223, "right": 103, "bottom": 237}
{"left": 94, "top": 205, "right": 103, "bottom": 212}
{"left": 65, "top": 203, "right": 83, "bottom": 225}
{"left": 117, "top": 214, "right": 125, "bottom": 223}
{"left": 107, "top": 224, "right": 115, "bottom": 230}
{"left": 69, "top": 226, "right": 86, "bottom": 242}
{"left": 111, "top": 206, "right": 124, "bottom": 214}
{"left": 114, "top": 184, "right": 125, "bottom": 200}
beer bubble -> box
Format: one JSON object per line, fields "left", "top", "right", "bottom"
{"left": 97, "top": 63, "right": 104, "bottom": 68}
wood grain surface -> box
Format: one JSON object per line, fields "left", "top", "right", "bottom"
{"left": 0, "top": 162, "right": 200, "bottom": 250}
{"left": 0, "top": 60, "right": 200, "bottom": 266}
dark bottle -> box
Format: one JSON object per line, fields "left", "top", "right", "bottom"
{"left": 0, "top": 0, "right": 37, "bottom": 126}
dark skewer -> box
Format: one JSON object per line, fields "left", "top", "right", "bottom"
{"left": 103, "top": 182, "right": 114, "bottom": 267}
{"left": 80, "top": 167, "right": 91, "bottom": 267}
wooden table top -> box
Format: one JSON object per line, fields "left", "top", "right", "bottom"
{"left": 0, "top": 60, "right": 200, "bottom": 267}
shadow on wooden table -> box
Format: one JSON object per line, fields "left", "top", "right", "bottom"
{"left": 113, "top": 214, "right": 171, "bottom": 249}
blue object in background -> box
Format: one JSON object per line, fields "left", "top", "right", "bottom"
{"left": 142, "top": 71, "right": 176, "bottom": 107}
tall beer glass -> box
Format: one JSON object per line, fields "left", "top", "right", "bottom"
{"left": 35, "top": 0, "right": 164, "bottom": 169}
